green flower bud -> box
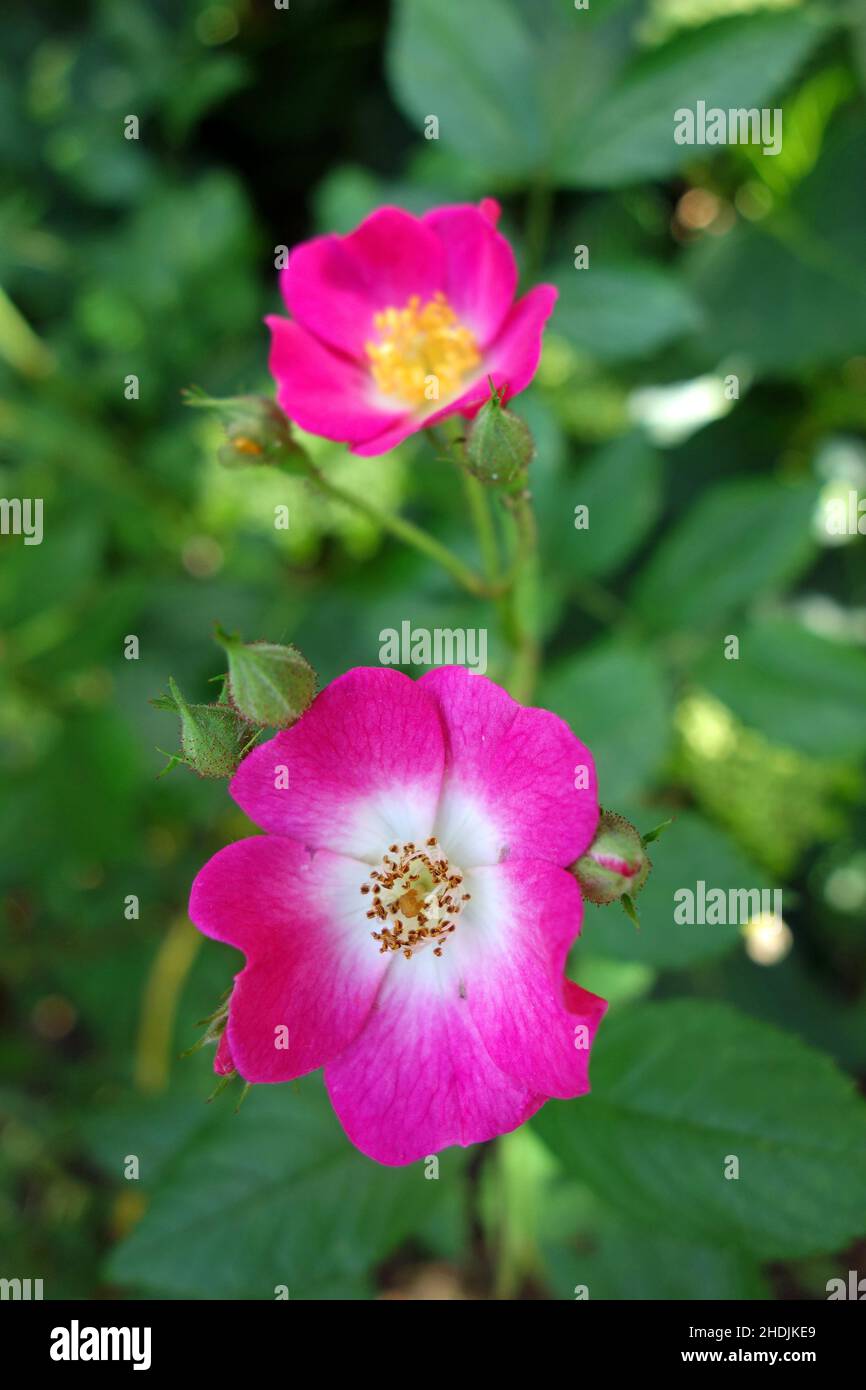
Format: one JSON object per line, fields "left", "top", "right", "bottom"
{"left": 152, "top": 678, "right": 255, "bottom": 778}
{"left": 183, "top": 388, "right": 307, "bottom": 471}
{"left": 465, "top": 382, "right": 535, "bottom": 487}
{"left": 215, "top": 627, "right": 316, "bottom": 729}
{"left": 572, "top": 810, "right": 652, "bottom": 907}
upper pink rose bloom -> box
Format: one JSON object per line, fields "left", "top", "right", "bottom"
{"left": 266, "top": 199, "right": 558, "bottom": 457}
{"left": 190, "top": 666, "right": 605, "bottom": 1165}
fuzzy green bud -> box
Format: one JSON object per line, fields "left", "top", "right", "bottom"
{"left": 465, "top": 382, "right": 535, "bottom": 487}
{"left": 152, "top": 678, "right": 255, "bottom": 778}
{"left": 572, "top": 810, "right": 652, "bottom": 907}
{"left": 215, "top": 627, "right": 316, "bottom": 729}
{"left": 183, "top": 388, "right": 307, "bottom": 471}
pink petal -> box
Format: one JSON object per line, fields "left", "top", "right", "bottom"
{"left": 324, "top": 962, "right": 545, "bottom": 1165}
{"left": 419, "top": 283, "right": 559, "bottom": 431}
{"left": 423, "top": 203, "right": 517, "bottom": 346}
{"left": 267, "top": 315, "right": 404, "bottom": 445}
{"left": 189, "top": 836, "right": 388, "bottom": 1082}
{"left": 281, "top": 207, "right": 446, "bottom": 361}
{"left": 485, "top": 283, "right": 559, "bottom": 395}
{"left": 463, "top": 860, "right": 607, "bottom": 1098}
{"left": 419, "top": 665, "right": 598, "bottom": 868}
{"left": 214, "top": 1030, "right": 234, "bottom": 1075}
{"left": 229, "top": 667, "right": 445, "bottom": 861}
{"left": 349, "top": 413, "right": 428, "bottom": 458}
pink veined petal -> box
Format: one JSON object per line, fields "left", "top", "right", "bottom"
{"left": 461, "top": 860, "right": 607, "bottom": 1098}
{"left": 324, "top": 961, "right": 545, "bottom": 1165}
{"left": 229, "top": 667, "right": 445, "bottom": 861}
{"left": 422, "top": 203, "right": 517, "bottom": 347}
{"left": 281, "top": 207, "right": 446, "bottom": 361}
{"left": 418, "top": 665, "right": 598, "bottom": 868}
{"left": 189, "top": 836, "right": 388, "bottom": 1083}
{"left": 266, "top": 315, "right": 405, "bottom": 445}
{"left": 563, "top": 977, "right": 609, "bottom": 1031}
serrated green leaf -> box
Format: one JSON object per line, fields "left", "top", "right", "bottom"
{"left": 686, "top": 113, "right": 866, "bottom": 373}
{"left": 542, "top": 1226, "right": 769, "bottom": 1301}
{"left": 553, "top": 433, "right": 663, "bottom": 583}
{"left": 693, "top": 616, "right": 866, "bottom": 760}
{"left": 386, "top": 0, "right": 638, "bottom": 183}
{"left": 541, "top": 639, "right": 670, "bottom": 804}
{"left": 632, "top": 478, "right": 818, "bottom": 633}
{"left": 106, "top": 1078, "right": 466, "bottom": 1299}
{"left": 534, "top": 1000, "right": 866, "bottom": 1259}
{"left": 579, "top": 810, "right": 770, "bottom": 968}
{"left": 551, "top": 264, "right": 701, "bottom": 361}
{"left": 562, "top": 10, "right": 831, "bottom": 187}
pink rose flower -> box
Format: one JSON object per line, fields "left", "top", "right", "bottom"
{"left": 266, "top": 199, "right": 558, "bottom": 457}
{"left": 189, "top": 666, "right": 606, "bottom": 1165}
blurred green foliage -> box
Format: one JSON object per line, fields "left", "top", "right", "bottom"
{"left": 2, "top": 0, "right": 865, "bottom": 1300}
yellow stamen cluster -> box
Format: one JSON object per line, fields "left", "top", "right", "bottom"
{"left": 365, "top": 293, "right": 481, "bottom": 406}
{"left": 361, "top": 837, "right": 470, "bottom": 960}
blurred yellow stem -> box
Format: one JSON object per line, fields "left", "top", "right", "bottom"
{"left": 0, "top": 285, "right": 55, "bottom": 378}
{"left": 134, "top": 916, "right": 202, "bottom": 1094}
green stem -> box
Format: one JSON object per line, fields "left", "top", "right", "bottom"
{"left": 435, "top": 423, "right": 503, "bottom": 587}
{"left": 462, "top": 470, "right": 501, "bottom": 586}
{"left": 297, "top": 460, "right": 496, "bottom": 598}
{"left": 429, "top": 424, "right": 541, "bottom": 700}
{"left": 503, "top": 494, "right": 541, "bottom": 704}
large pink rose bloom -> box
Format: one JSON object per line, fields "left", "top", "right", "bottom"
{"left": 190, "top": 666, "right": 606, "bottom": 1165}
{"left": 266, "top": 199, "right": 557, "bottom": 457}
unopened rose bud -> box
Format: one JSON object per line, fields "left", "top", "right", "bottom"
{"left": 215, "top": 626, "right": 316, "bottom": 729}
{"left": 152, "top": 678, "right": 255, "bottom": 778}
{"left": 183, "top": 388, "right": 307, "bottom": 471}
{"left": 572, "top": 810, "right": 651, "bottom": 907}
{"left": 465, "top": 382, "right": 535, "bottom": 487}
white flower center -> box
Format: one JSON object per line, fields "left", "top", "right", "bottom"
{"left": 361, "top": 836, "right": 470, "bottom": 960}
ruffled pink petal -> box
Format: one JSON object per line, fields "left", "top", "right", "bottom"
{"left": 229, "top": 667, "right": 445, "bottom": 861}
{"left": 461, "top": 860, "right": 607, "bottom": 1098}
{"left": 267, "top": 315, "right": 404, "bottom": 445}
{"left": 422, "top": 203, "right": 517, "bottom": 347}
{"left": 281, "top": 207, "right": 446, "bottom": 361}
{"left": 189, "top": 836, "right": 388, "bottom": 1082}
{"left": 349, "top": 413, "right": 429, "bottom": 458}
{"left": 419, "top": 665, "right": 598, "bottom": 868}
{"left": 324, "top": 962, "right": 545, "bottom": 1165}
{"left": 484, "top": 283, "right": 559, "bottom": 395}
